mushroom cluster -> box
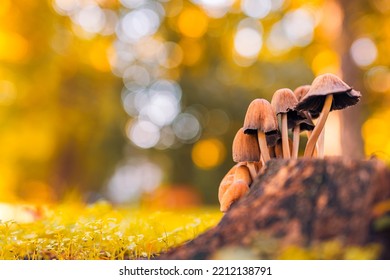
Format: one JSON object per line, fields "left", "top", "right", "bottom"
{"left": 218, "top": 73, "right": 361, "bottom": 212}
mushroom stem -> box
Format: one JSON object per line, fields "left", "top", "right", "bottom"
{"left": 275, "top": 141, "right": 283, "bottom": 158}
{"left": 303, "top": 94, "right": 333, "bottom": 157}
{"left": 318, "top": 127, "right": 325, "bottom": 158}
{"left": 281, "top": 113, "right": 290, "bottom": 159}
{"left": 305, "top": 131, "right": 318, "bottom": 157}
{"left": 257, "top": 131, "right": 271, "bottom": 162}
{"left": 246, "top": 162, "right": 258, "bottom": 181}
{"left": 292, "top": 125, "right": 300, "bottom": 159}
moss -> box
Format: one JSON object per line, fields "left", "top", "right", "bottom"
{"left": 0, "top": 201, "right": 222, "bottom": 260}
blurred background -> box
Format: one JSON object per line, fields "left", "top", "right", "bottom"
{"left": 0, "top": 0, "right": 389, "bottom": 207}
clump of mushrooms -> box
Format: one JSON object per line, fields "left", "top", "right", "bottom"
{"left": 218, "top": 73, "right": 361, "bottom": 212}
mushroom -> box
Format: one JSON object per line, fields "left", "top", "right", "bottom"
{"left": 243, "top": 99, "right": 279, "bottom": 163}
{"left": 270, "top": 88, "right": 300, "bottom": 159}
{"left": 294, "top": 85, "right": 319, "bottom": 157}
{"left": 218, "top": 164, "right": 238, "bottom": 203}
{"left": 219, "top": 164, "right": 252, "bottom": 212}
{"left": 295, "top": 73, "right": 361, "bottom": 157}
{"left": 232, "top": 128, "right": 261, "bottom": 180}
{"left": 220, "top": 180, "right": 249, "bottom": 212}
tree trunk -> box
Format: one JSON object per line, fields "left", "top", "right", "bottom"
{"left": 339, "top": 0, "right": 366, "bottom": 159}
{"left": 157, "top": 158, "right": 390, "bottom": 259}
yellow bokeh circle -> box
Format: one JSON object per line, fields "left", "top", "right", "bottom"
{"left": 191, "top": 138, "right": 226, "bottom": 170}
{"left": 177, "top": 8, "right": 208, "bottom": 38}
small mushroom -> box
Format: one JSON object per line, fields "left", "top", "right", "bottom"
{"left": 220, "top": 181, "right": 249, "bottom": 212}
{"left": 271, "top": 88, "right": 299, "bottom": 159}
{"left": 233, "top": 164, "right": 252, "bottom": 185}
{"left": 218, "top": 164, "right": 238, "bottom": 203}
{"left": 296, "top": 73, "right": 361, "bottom": 157}
{"left": 294, "top": 85, "right": 319, "bottom": 157}
{"left": 232, "top": 128, "right": 261, "bottom": 180}
{"left": 243, "top": 99, "right": 279, "bottom": 163}
{"left": 293, "top": 85, "right": 311, "bottom": 102}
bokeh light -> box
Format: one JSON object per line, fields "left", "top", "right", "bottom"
{"left": 74, "top": 4, "right": 106, "bottom": 34}
{"left": 364, "top": 66, "right": 390, "bottom": 93}
{"left": 241, "top": 0, "right": 271, "bottom": 19}
{"left": 107, "top": 160, "right": 163, "bottom": 204}
{"left": 282, "top": 8, "right": 315, "bottom": 47}
{"left": 119, "top": 8, "right": 161, "bottom": 43}
{"left": 350, "top": 37, "right": 378, "bottom": 67}
{"left": 191, "top": 138, "right": 226, "bottom": 169}
{"left": 178, "top": 7, "right": 208, "bottom": 38}
{"left": 234, "top": 27, "right": 262, "bottom": 58}
{"left": 312, "top": 50, "right": 340, "bottom": 76}
{"left": 0, "top": 31, "right": 29, "bottom": 62}
{"left": 127, "top": 119, "right": 161, "bottom": 149}
{"left": 173, "top": 113, "right": 201, "bottom": 143}
{"left": 192, "top": 0, "right": 234, "bottom": 18}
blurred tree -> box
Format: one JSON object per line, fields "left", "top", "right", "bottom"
{"left": 0, "top": 0, "right": 126, "bottom": 201}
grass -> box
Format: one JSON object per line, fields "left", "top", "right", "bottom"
{"left": 1, "top": 199, "right": 386, "bottom": 260}
{"left": 0, "top": 200, "right": 223, "bottom": 260}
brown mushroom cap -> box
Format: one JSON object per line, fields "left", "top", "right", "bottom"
{"left": 294, "top": 85, "right": 320, "bottom": 119}
{"left": 243, "top": 99, "right": 278, "bottom": 135}
{"left": 295, "top": 117, "right": 315, "bottom": 131}
{"left": 232, "top": 128, "right": 260, "bottom": 162}
{"left": 295, "top": 73, "right": 361, "bottom": 113}
{"left": 293, "top": 85, "right": 311, "bottom": 101}
{"left": 271, "top": 88, "right": 298, "bottom": 114}
{"left": 271, "top": 88, "right": 309, "bottom": 129}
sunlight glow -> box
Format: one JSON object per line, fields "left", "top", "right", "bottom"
{"left": 172, "top": 113, "right": 201, "bottom": 143}
{"left": 178, "top": 8, "right": 208, "bottom": 38}
{"left": 234, "top": 27, "right": 262, "bottom": 58}
{"left": 127, "top": 119, "right": 160, "bottom": 149}
{"left": 350, "top": 37, "right": 378, "bottom": 67}
{"left": 282, "top": 9, "right": 315, "bottom": 47}
{"left": 75, "top": 4, "right": 106, "bottom": 34}
{"left": 192, "top": 0, "right": 234, "bottom": 18}
{"left": 365, "top": 66, "right": 390, "bottom": 93}
{"left": 191, "top": 138, "right": 226, "bottom": 169}
{"left": 241, "top": 0, "right": 271, "bottom": 19}
{"left": 107, "top": 160, "right": 162, "bottom": 203}
{"left": 120, "top": 8, "right": 161, "bottom": 42}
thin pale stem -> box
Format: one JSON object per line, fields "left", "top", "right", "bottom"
{"left": 275, "top": 141, "right": 283, "bottom": 158}
{"left": 304, "top": 95, "right": 333, "bottom": 157}
{"left": 305, "top": 130, "right": 318, "bottom": 157}
{"left": 257, "top": 131, "right": 270, "bottom": 162}
{"left": 318, "top": 127, "right": 325, "bottom": 158}
{"left": 246, "top": 162, "right": 258, "bottom": 181}
{"left": 292, "top": 125, "right": 300, "bottom": 159}
{"left": 281, "top": 114, "right": 290, "bottom": 159}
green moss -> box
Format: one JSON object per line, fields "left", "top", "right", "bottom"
{"left": 0, "top": 201, "right": 222, "bottom": 260}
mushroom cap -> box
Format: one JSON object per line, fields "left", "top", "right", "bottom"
{"left": 271, "top": 88, "right": 298, "bottom": 114}
{"left": 243, "top": 98, "right": 279, "bottom": 134}
{"left": 295, "top": 73, "right": 361, "bottom": 114}
{"left": 271, "top": 88, "right": 308, "bottom": 128}
{"left": 295, "top": 114, "right": 315, "bottom": 131}
{"left": 293, "top": 85, "right": 311, "bottom": 101}
{"left": 232, "top": 128, "right": 260, "bottom": 163}
{"left": 266, "top": 130, "right": 281, "bottom": 147}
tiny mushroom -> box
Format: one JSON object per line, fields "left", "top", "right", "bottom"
{"left": 218, "top": 163, "right": 252, "bottom": 212}
{"left": 270, "top": 88, "right": 299, "bottom": 159}
{"left": 220, "top": 180, "right": 249, "bottom": 212}
{"left": 232, "top": 128, "right": 261, "bottom": 180}
{"left": 295, "top": 73, "right": 361, "bottom": 157}
{"left": 243, "top": 99, "right": 279, "bottom": 163}
{"left": 218, "top": 164, "right": 238, "bottom": 203}
{"left": 294, "top": 85, "right": 319, "bottom": 157}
